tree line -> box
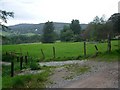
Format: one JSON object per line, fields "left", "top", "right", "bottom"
{"left": 82, "top": 14, "right": 120, "bottom": 41}
{"left": 42, "top": 19, "right": 81, "bottom": 43}
{"left": 1, "top": 10, "right": 120, "bottom": 44}
{"left": 42, "top": 13, "right": 120, "bottom": 43}
{"left": 2, "top": 35, "right": 41, "bottom": 44}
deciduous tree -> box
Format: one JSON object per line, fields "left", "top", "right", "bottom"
{"left": 60, "top": 25, "right": 74, "bottom": 42}
{"left": 70, "top": 19, "right": 81, "bottom": 35}
{"left": 42, "top": 21, "right": 55, "bottom": 43}
{"left": 0, "top": 10, "right": 14, "bottom": 30}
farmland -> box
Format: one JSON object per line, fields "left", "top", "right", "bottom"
{"left": 2, "top": 40, "right": 119, "bottom": 61}
{"left": 2, "top": 40, "right": 119, "bottom": 88}
{"left": 1, "top": 1, "right": 120, "bottom": 88}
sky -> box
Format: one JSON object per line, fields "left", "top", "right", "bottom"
{"left": 0, "top": 0, "right": 119, "bottom": 26}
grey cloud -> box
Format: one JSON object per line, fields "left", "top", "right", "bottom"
{"left": 0, "top": 0, "right": 36, "bottom": 21}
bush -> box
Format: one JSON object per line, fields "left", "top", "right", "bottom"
{"left": 2, "top": 65, "right": 11, "bottom": 76}
{"left": 30, "top": 62, "right": 40, "bottom": 70}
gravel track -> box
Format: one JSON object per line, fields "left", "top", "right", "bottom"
{"left": 39, "top": 60, "right": 87, "bottom": 66}
{"left": 46, "top": 60, "right": 119, "bottom": 88}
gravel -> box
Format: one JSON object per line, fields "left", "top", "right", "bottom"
{"left": 17, "top": 68, "right": 44, "bottom": 75}
{"left": 0, "top": 61, "right": 11, "bottom": 66}
{"left": 46, "top": 60, "right": 119, "bottom": 88}
{"left": 39, "top": 60, "right": 87, "bottom": 66}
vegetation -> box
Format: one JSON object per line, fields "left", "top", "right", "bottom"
{"left": 60, "top": 25, "right": 74, "bottom": 42}
{"left": 1, "top": 13, "right": 120, "bottom": 45}
{"left": 82, "top": 14, "right": 120, "bottom": 41}
{"left": 42, "top": 21, "right": 56, "bottom": 43}
{"left": 2, "top": 60, "right": 56, "bottom": 88}
{"left": 2, "top": 71, "right": 50, "bottom": 88}
{"left": 1, "top": 9, "right": 119, "bottom": 89}
{"left": 60, "top": 19, "right": 82, "bottom": 42}
{"left": 2, "top": 40, "right": 119, "bottom": 61}
{"left": 70, "top": 19, "right": 81, "bottom": 35}
{"left": 30, "top": 61, "right": 40, "bottom": 70}
{"left": 4, "top": 23, "right": 86, "bottom": 36}
{"left": 108, "top": 13, "right": 120, "bottom": 35}
{"left": 90, "top": 49, "right": 120, "bottom": 62}
{"left": 0, "top": 10, "right": 14, "bottom": 30}
{"left": 2, "top": 34, "right": 41, "bottom": 45}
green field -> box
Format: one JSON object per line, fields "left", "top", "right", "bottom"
{"left": 2, "top": 40, "right": 119, "bottom": 61}
{"left": 2, "top": 40, "right": 119, "bottom": 88}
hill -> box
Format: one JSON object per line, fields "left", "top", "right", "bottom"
{"left": 6, "top": 22, "right": 88, "bottom": 35}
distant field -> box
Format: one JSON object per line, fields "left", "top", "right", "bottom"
{"left": 0, "top": 31, "right": 12, "bottom": 36}
{"left": 21, "top": 33, "right": 41, "bottom": 36}
{"left": 0, "top": 31, "right": 40, "bottom": 36}
{"left": 2, "top": 40, "right": 119, "bottom": 61}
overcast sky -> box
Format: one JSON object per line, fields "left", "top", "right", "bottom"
{"left": 0, "top": 0, "right": 119, "bottom": 26}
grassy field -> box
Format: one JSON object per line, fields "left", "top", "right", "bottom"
{"left": 2, "top": 40, "right": 119, "bottom": 61}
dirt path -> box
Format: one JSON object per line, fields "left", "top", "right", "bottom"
{"left": 39, "top": 60, "right": 87, "bottom": 66}
{"left": 47, "top": 60, "right": 119, "bottom": 88}
{"left": 0, "top": 61, "right": 11, "bottom": 66}
{"left": 63, "top": 63, "right": 118, "bottom": 88}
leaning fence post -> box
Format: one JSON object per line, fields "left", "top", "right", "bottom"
{"left": 53, "top": 46, "right": 56, "bottom": 58}
{"left": 84, "top": 41, "right": 86, "bottom": 57}
{"left": 41, "top": 49, "right": 45, "bottom": 60}
{"left": 94, "top": 45, "right": 98, "bottom": 56}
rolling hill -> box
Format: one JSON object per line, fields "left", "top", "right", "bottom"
{"left": 5, "top": 22, "right": 88, "bottom": 35}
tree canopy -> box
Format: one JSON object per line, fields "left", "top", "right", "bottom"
{"left": 70, "top": 19, "right": 81, "bottom": 35}
{"left": 108, "top": 13, "right": 120, "bottom": 35}
{"left": 82, "top": 16, "right": 110, "bottom": 41}
{"left": 60, "top": 25, "right": 74, "bottom": 42}
{"left": 0, "top": 10, "right": 14, "bottom": 30}
{"left": 42, "top": 21, "right": 56, "bottom": 43}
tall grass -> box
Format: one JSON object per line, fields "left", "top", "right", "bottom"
{"left": 2, "top": 65, "right": 54, "bottom": 88}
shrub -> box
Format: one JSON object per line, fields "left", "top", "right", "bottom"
{"left": 30, "top": 62, "right": 40, "bottom": 70}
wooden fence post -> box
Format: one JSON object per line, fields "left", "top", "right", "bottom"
{"left": 41, "top": 49, "right": 45, "bottom": 59}
{"left": 53, "top": 46, "right": 56, "bottom": 58}
{"left": 25, "top": 56, "right": 28, "bottom": 64}
{"left": 20, "top": 56, "right": 23, "bottom": 70}
{"left": 107, "top": 34, "right": 111, "bottom": 53}
{"left": 11, "top": 61, "right": 14, "bottom": 77}
{"left": 84, "top": 41, "right": 86, "bottom": 57}
{"left": 11, "top": 52, "right": 14, "bottom": 77}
